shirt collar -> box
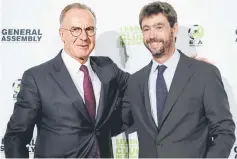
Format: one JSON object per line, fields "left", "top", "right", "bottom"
{"left": 151, "top": 49, "right": 180, "bottom": 73}
{"left": 61, "top": 49, "right": 92, "bottom": 74}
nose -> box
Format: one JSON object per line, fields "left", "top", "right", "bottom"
{"left": 79, "top": 29, "right": 89, "bottom": 41}
{"left": 149, "top": 28, "right": 157, "bottom": 39}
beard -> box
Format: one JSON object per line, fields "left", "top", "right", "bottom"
{"left": 144, "top": 31, "right": 174, "bottom": 58}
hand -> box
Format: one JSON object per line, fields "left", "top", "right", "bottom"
{"left": 191, "top": 53, "right": 213, "bottom": 64}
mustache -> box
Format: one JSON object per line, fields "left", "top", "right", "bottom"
{"left": 147, "top": 38, "right": 164, "bottom": 43}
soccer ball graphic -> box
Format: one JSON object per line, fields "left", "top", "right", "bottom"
{"left": 12, "top": 79, "right": 22, "bottom": 94}
{"left": 188, "top": 25, "right": 204, "bottom": 40}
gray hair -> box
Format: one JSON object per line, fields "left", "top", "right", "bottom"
{"left": 59, "top": 3, "right": 96, "bottom": 25}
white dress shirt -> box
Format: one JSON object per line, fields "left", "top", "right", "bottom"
{"left": 149, "top": 50, "right": 180, "bottom": 126}
{"left": 61, "top": 50, "right": 101, "bottom": 117}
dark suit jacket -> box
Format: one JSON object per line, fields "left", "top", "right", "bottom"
{"left": 4, "top": 50, "right": 130, "bottom": 158}
{"left": 121, "top": 51, "right": 235, "bottom": 158}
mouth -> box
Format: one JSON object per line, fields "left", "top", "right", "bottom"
{"left": 149, "top": 41, "right": 162, "bottom": 49}
{"left": 77, "top": 44, "right": 89, "bottom": 49}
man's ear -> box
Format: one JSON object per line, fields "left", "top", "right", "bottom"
{"left": 59, "top": 28, "right": 65, "bottom": 43}
{"left": 172, "top": 23, "right": 178, "bottom": 38}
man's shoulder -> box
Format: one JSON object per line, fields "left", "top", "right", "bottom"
{"left": 190, "top": 56, "right": 219, "bottom": 74}
{"left": 24, "top": 54, "right": 58, "bottom": 76}
{"left": 90, "top": 56, "right": 112, "bottom": 65}
{"left": 178, "top": 54, "right": 221, "bottom": 84}
{"left": 129, "top": 62, "right": 151, "bottom": 81}
{"left": 178, "top": 51, "right": 218, "bottom": 74}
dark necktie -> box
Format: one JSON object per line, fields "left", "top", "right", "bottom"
{"left": 80, "top": 65, "right": 100, "bottom": 158}
{"left": 80, "top": 65, "right": 96, "bottom": 121}
{"left": 156, "top": 65, "right": 168, "bottom": 124}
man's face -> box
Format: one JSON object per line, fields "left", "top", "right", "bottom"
{"left": 59, "top": 8, "right": 96, "bottom": 59}
{"left": 141, "top": 13, "right": 177, "bottom": 58}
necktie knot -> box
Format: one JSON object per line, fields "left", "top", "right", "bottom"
{"left": 157, "top": 65, "right": 167, "bottom": 75}
{"left": 156, "top": 64, "right": 168, "bottom": 126}
{"left": 80, "top": 65, "right": 89, "bottom": 74}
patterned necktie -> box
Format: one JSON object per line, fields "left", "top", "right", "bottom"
{"left": 156, "top": 65, "right": 168, "bottom": 124}
{"left": 80, "top": 65, "right": 96, "bottom": 121}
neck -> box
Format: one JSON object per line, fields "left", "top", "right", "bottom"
{"left": 153, "top": 47, "right": 175, "bottom": 64}
{"left": 64, "top": 48, "right": 88, "bottom": 64}
{"left": 78, "top": 57, "right": 88, "bottom": 64}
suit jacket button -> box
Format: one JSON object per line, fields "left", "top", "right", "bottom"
{"left": 157, "top": 143, "right": 163, "bottom": 147}
{"left": 92, "top": 154, "right": 98, "bottom": 158}
{"left": 95, "top": 129, "right": 100, "bottom": 136}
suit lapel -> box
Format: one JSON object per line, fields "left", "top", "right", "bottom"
{"left": 90, "top": 57, "right": 110, "bottom": 128}
{"left": 50, "top": 50, "right": 92, "bottom": 125}
{"left": 158, "top": 52, "right": 194, "bottom": 132}
{"left": 143, "top": 61, "right": 158, "bottom": 133}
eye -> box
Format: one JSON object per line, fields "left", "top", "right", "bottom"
{"left": 156, "top": 26, "right": 163, "bottom": 29}
{"left": 85, "top": 26, "right": 96, "bottom": 36}
{"left": 86, "top": 26, "right": 95, "bottom": 31}
{"left": 71, "top": 27, "right": 82, "bottom": 32}
{"left": 143, "top": 28, "right": 149, "bottom": 32}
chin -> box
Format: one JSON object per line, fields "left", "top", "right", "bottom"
{"left": 153, "top": 52, "right": 165, "bottom": 58}
{"left": 75, "top": 51, "right": 90, "bottom": 57}
{"left": 151, "top": 49, "right": 162, "bottom": 55}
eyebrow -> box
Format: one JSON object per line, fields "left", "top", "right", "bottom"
{"left": 142, "top": 22, "right": 165, "bottom": 29}
{"left": 152, "top": 22, "right": 165, "bottom": 27}
{"left": 71, "top": 26, "right": 95, "bottom": 29}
